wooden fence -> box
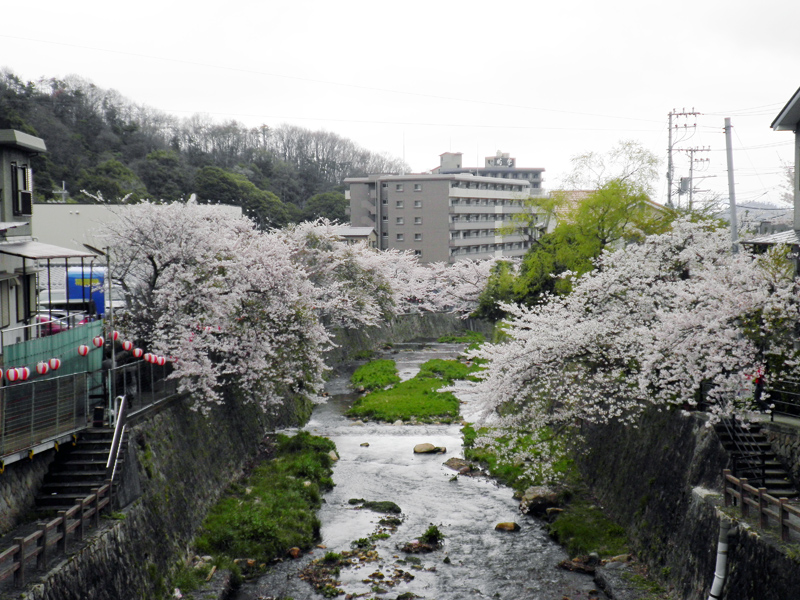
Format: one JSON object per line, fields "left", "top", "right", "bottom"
{"left": 723, "top": 469, "right": 800, "bottom": 542}
{"left": 0, "top": 481, "right": 111, "bottom": 588}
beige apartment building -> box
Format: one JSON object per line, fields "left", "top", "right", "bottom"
{"left": 345, "top": 171, "right": 535, "bottom": 263}
{"left": 431, "top": 151, "right": 545, "bottom": 192}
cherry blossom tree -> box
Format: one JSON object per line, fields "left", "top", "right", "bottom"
{"left": 466, "top": 218, "right": 800, "bottom": 478}
{"left": 102, "top": 201, "right": 330, "bottom": 413}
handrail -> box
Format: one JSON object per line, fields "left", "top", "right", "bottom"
{"left": 106, "top": 395, "right": 127, "bottom": 484}
{"left": 723, "top": 469, "right": 800, "bottom": 542}
{"left": 0, "top": 482, "right": 112, "bottom": 587}
{"left": 718, "top": 417, "right": 767, "bottom": 486}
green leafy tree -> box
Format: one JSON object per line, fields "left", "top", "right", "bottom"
{"left": 475, "top": 261, "right": 517, "bottom": 321}
{"left": 514, "top": 179, "right": 672, "bottom": 304}
{"left": 195, "top": 165, "right": 289, "bottom": 228}
{"left": 77, "top": 159, "right": 147, "bottom": 202}
{"left": 303, "top": 191, "right": 348, "bottom": 223}
{"left": 135, "top": 150, "right": 194, "bottom": 200}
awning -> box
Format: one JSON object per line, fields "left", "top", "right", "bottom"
{"left": 0, "top": 241, "right": 97, "bottom": 260}
{"left": 0, "top": 222, "right": 28, "bottom": 232}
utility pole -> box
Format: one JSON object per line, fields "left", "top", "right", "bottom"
{"left": 679, "top": 147, "right": 710, "bottom": 210}
{"left": 52, "top": 181, "right": 68, "bottom": 202}
{"left": 667, "top": 108, "right": 702, "bottom": 208}
{"left": 724, "top": 118, "right": 738, "bottom": 253}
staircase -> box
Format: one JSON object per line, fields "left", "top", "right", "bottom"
{"left": 715, "top": 419, "right": 798, "bottom": 500}
{"left": 35, "top": 429, "right": 122, "bottom": 514}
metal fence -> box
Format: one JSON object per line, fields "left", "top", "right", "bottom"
{"left": 106, "top": 361, "right": 177, "bottom": 415}
{"left": 0, "top": 373, "right": 89, "bottom": 457}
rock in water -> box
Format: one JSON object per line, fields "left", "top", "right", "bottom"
{"left": 288, "top": 547, "right": 301, "bottom": 559}
{"left": 495, "top": 522, "right": 521, "bottom": 532}
{"left": 414, "top": 443, "right": 446, "bottom": 454}
{"left": 443, "top": 457, "right": 470, "bottom": 471}
{"left": 328, "top": 450, "right": 339, "bottom": 461}
{"left": 360, "top": 442, "right": 370, "bottom": 447}
{"left": 519, "top": 485, "right": 560, "bottom": 516}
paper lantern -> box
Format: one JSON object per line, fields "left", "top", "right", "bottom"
{"left": 112, "top": 330, "right": 120, "bottom": 341}
{"left": 36, "top": 362, "right": 49, "bottom": 375}
{"left": 122, "top": 340, "right": 133, "bottom": 351}
{"left": 6, "top": 369, "right": 18, "bottom": 382}
{"left": 143, "top": 353, "right": 153, "bottom": 363}
{"left": 133, "top": 348, "right": 143, "bottom": 358}
{"left": 92, "top": 336, "right": 105, "bottom": 348}
{"left": 18, "top": 367, "right": 30, "bottom": 381}
{"left": 78, "top": 345, "right": 90, "bottom": 356}
{"left": 157, "top": 356, "right": 166, "bottom": 366}
{"left": 49, "top": 358, "right": 61, "bottom": 370}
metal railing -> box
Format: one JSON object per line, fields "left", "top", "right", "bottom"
{"left": 717, "top": 417, "right": 769, "bottom": 487}
{"left": 764, "top": 380, "right": 800, "bottom": 419}
{"left": 106, "top": 360, "right": 178, "bottom": 415}
{"left": 0, "top": 373, "right": 89, "bottom": 459}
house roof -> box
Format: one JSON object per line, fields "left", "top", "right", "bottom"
{"left": 0, "top": 130, "right": 47, "bottom": 153}
{"left": 0, "top": 241, "right": 97, "bottom": 260}
{"left": 740, "top": 229, "right": 800, "bottom": 246}
{"left": 771, "top": 87, "right": 800, "bottom": 131}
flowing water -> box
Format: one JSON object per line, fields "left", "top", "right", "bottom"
{"left": 233, "top": 343, "right": 605, "bottom": 600}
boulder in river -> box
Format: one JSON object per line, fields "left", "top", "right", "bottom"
{"left": 360, "top": 442, "right": 370, "bottom": 447}
{"left": 519, "top": 485, "right": 560, "bottom": 516}
{"left": 494, "top": 522, "right": 521, "bottom": 532}
{"left": 443, "top": 457, "right": 471, "bottom": 471}
{"left": 414, "top": 443, "right": 446, "bottom": 454}
{"left": 328, "top": 450, "right": 339, "bottom": 461}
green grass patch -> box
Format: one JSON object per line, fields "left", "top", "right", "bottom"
{"left": 437, "top": 331, "right": 484, "bottom": 344}
{"left": 347, "top": 358, "right": 481, "bottom": 423}
{"left": 347, "top": 376, "right": 459, "bottom": 422}
{"left": 416, "top": 358, "right": 481, "bottom": 382}
{"left": 195, "top": 432, "right": 336, "bottom": 563}
{"left": 547, "top": 499, "right": 628, "bottom": 558}
{"left": 351, "top": 359, "right": 400, "bottom": 391}
{"left": 461, "top": 424, "right": 573, "bottom": 492}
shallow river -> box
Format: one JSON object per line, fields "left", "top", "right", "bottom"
{"left": 233, "top": 343, "right": 605, "bottom": 600}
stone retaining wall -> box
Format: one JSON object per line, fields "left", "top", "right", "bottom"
{"left": 0, "top": 453, "right": 55, "bottom": 535}
{"left": 762, "top": 421, "right": 800, "bottom": 483}
{"left": 578, "top": 410, "right": 800, "bottom": 600}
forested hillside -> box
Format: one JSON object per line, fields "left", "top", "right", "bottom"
{"left": 0, "top": 69, "right": 407, "bottom": 226}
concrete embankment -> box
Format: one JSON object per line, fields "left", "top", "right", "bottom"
{"left": 578, "top": 409, "right": 800, "bottom": 600}
{"left": 2, "top": 312, "right": 475, "bottom": 600}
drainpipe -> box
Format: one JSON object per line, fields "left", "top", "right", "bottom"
{"left": 707, "top": 519, "right": 732, "bottom": 600}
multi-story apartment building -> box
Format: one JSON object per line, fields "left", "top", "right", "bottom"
{"left": 346, "top": 172, "right": 533, "bottom": 263}
{"left": 432, "top": 151, "right": 545, "bottom": 192}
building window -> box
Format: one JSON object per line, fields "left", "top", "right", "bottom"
{"left": 396, "top": 184, "right": 404, "bottom": 192}
{"left": 396, "top": 201, "right": 404, "bottom": 209}
{"left": 414, "top": 200, "right": 422, "bottom": 208}
{"left": 382, "top": 197, "right": 388, "bottom": 205}
{"left": 0, "top": 281, "right": 9, "bottom": 328}
{"left": 382, "top": 183, "right": 388, "bottom": 187}
{"left": 414, "top": 183, "right": 422, "bottom": 192}
{"left": 382, "top": 231, "right": 388, "bottom": 237}
{"left": 396, "top": 233, "right": 404, "bottom": 241}
{"left": 10, "top": 163, "right": 33, "bottom": 216}
{"left": 382, "top": 214, "right": 388, "bottom": 221}
{"left": 414, "top": 250, "right": 422, "bottom": 256}
{"left": 414, "top": 217, "right": 422, "bottom": 225}
{"left": 396, "top": 217, "right": 404, "bottom": 225}
{"left": 414, "top": 233, "right": 422, "bottom": 241}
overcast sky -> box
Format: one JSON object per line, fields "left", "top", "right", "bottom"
{"left": 2, "top": 0, "right": 798, "bottom": 216}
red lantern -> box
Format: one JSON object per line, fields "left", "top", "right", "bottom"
{"left": 18, "top": 367, "right": 30, "bottom": 381}
{"left": 0, "top": 368, "right": 3, "bottom": 381}
{"left": 145, "top": 353, "right": 154, "bottom": 363}
{"left": 122, "top": 340, "right": 133, "bottom": 351}
{"left": 133, "top": 348, "right": 143, "bottom": 358}
{"left": 92, "top": 336, "right": 104, "bottom": 348}
{"left": 6, "top": 368, "right": 18, "bottom": 382}
{"left": 49, "top": 358, "right": 61, "bottom": 370}
{"left": 157, "top": 356, "right": 166, "bottom": 366}
{"left": 112, "top": 330, "right": 120, "bottom": 341}
{"left": 36, "top": 362, "right": 49, "bottom": 375}
{"left": 78, "top": 345, "right": 89, "bottom": 356}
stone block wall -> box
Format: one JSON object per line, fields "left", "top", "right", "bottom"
{"left": 762, "top": 421, "right": 800, "bottom": 483}
{"left": 578, "top": 410, "right": 800, "bottom": 600}
{"left": 0, "top": 451, "right": 56, "bottom": 535}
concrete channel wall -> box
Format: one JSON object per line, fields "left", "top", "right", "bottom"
{"left": 578, "top": 409, "right": 800, "bottom": 600}
{"left": 7, "top": 312, "right": 475, "bottom": 600}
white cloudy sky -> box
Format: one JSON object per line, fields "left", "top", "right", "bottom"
{"left": 2, "top": 0, "right": 798, "bottom": 214}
